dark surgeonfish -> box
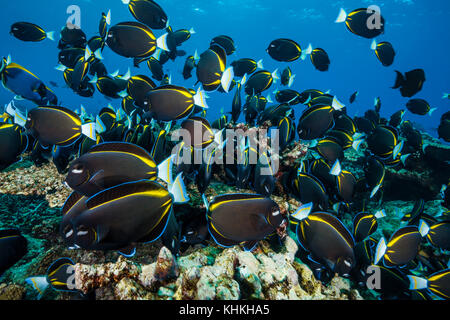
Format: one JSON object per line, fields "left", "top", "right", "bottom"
{"left": 10, "top": 22, "right": 54, "bottom": 42}
{"left": 353, "top": 210, "right": 386, "bottom": 242}
{"left": 267, "top": 39, "right": 302, "bottom": 62}
{"left": 66, "top": 180, "right": 186, "bottom": 254}
{"left": 371, "top": 40, "right": 395, "bottom": 67}
{"left": 204, "top": 193, "right": 287, "bottom": 251}
{"left": 292, "top": 172, "right": 329, "bottom": 211}
{"left": 99, "top": 10, "right": 111, "bottom": 40}
{"left": 231, "top": 58, "right": 263, "bottom": 77}
{"left": 26, "top": 258, "right": 77, "bottom": 299}
{"left": 122, "top": 0, "right": 168, "bottom": 30}
{"left": 210, "top": 35, "right": 236, "bottom": 55}
{"left": 180, "top": 117, "right": 222, "bottom": 149}
{"left": 182, "top": 55, "right": 196, "bottom": 80}
{"left": 196, "top": 44, "right": 233, "bottom": 92}
{"left": 0, "top": 229, "right": 27, "bottom": 276}
{"left": 406, "top": 99, "right": 436, "bottom": 116}
{"left": 408, "top": 268, "right": 450, "bottom": 300}
{"left": 291, "top": 205, "right": 355, "bottom": 277}
{"left": 58, "top": 26, "right": 87, "bottom": 49}
{"left": 144, "top": 85, "right": 208, "bottom": 121}
{"left": 310, "top": 48, "right": 330, "bottom": 71}
{"left": 244, "top": 69, "right": 279, "bottom": 95}
{"left": 419, "top": 220, "right": 450, "bottom": 251}
{"left": 65, "top": 142, "right": 173, "bottom": 197}
{"left": 106, "top": 22, "right": 164, "bottom": 58}
{"left": 335, "top": 7, "right": 385, "bottom": 39}
{"left": 0, "top": 122, "right": 28, "bottom": 170}
{"left": 25, "top": 106, "right": 96, "bottom": 147}
{"left": 393, "top": 69, "right": 426, "bottom": 98}
{"left": 374, "top": 224, "right": 427, "bottom": 268}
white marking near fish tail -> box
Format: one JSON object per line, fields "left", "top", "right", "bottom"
{"left": 46, "top": 31, "right": 55, "bottom": 41}
{"left": 374, "top": 237, "right": 387, "bottom": 265}
{"left": 194, "top": 87, "right": 209, "bottom": 109}
{"left": 335, "top": 8, "right": 347, "bottom": 23}
{"left": 407, "top": 275, "right": 428, "bottom": 290}
{"left": 418, "top": 219, "right": 430, "bottom": 237}
{"left": 169, "top": 173, "right": 190, "bottom": 204}
{"left": 81, "top": 122, "right": 96, "bottom": 141}
{"left": 257, "top": 59, "right": 264, "bottom": 69}
{"left": 25, "top": 276, "right": 49, "bottom": 300}
{"left": 157, "top": 155, "right": 174, "bottom": 185}
{"left": 291, "top": 202, "right": 313, "bottom": 221}
{"left": 221, "top": 67, "right": 234, "bottom": 93}
{"left": 157, "top": 33, "right": 170, "bottom": 51}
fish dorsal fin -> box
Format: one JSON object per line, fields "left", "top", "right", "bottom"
{"left": 39, "top": 105, "right": 81, "bottom": 121}
{"left": 86, "top": 180, "right": 167, "bottom": 210}
{"left": 62, "top": 191, "right": 85, "bottom": 215}
{"left": 88, "top": 142, "right": 154, "bottom": 162}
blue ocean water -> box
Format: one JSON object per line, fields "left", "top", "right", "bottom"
{"left": 1, "top": 0, "right": 449, "bottom": 139}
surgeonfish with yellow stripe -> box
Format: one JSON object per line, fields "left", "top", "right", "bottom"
{"left": 267, "top": 38, "right": 302, "bottom": 62}
{"left": 244, "top": 69, "right": 279, "bottom": 95}
{"left": 374, "top": 224, "right": 427, "bottom": 267}
{"left": 353, "top": 210, "right": 386, "bottom": 242}
{"left": 144, "top": 85, "right": 208, "bottom": 121}
{"left": 0, "top": 229, "right": 27, "bottom": 276}
{"left": 291, "top": 204, "right": 355, "bottom": 277}
{"left": 25, "top": 106, "right": 96, "bottom": 147}
{"left": 122, "top": 0, "right": 168, "bottom": 30}
{"left": 335, "top": 7, "right": 385, "bottom": 39}
{"left": 292, "top": 172, "right": 329, "bottom": 211}
{"left": 196, "top": 44, "right": 233, "bottom": 92}
{"left": 26, "top": 258, "right": 77, "bottom": 299}
{"left": 68, "top": 180, "right": 184, "bottom": 255}
{"left": 310, "top": 48, "right": 331, "bottom": 72}
{"left": 231, "top": 58, "right": 263, "bottom": 77}
{"left": 65, "top": 142, "right": 174, "bottom": 197}
{"left": 371, "top": 40, "right": 395, "bottom": 67}
{"left": 418, "top": 219, "right": 450, "bottom": 251}
{"left": 408, "top": 268, "right": 450, "bottom": 300}
{"left": 106, "top": 21, "right": 164, "bottom": 58}
{"left": 10, "top": 22, "right": 54, "bottom": 42}
{"left": 99, "top": 10, "right": 111, "bottom": 40}
{"left": 204, "top": 193, "right": 287, "bottom": 251}
{"left": 180, "top": 117, "right": 219, "bottom": 149}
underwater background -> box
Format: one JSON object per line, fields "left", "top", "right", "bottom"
{"left": 0, "top": 0, "right": 449, "bottom": 301}
{"left": 1, "top": 0, "right": 450, "bottom": 133}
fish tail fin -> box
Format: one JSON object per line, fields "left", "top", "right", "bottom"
{"left": 407, "top": 275, "right": 428, "bottom": 290}
{"left": 169, "top": 173, "right": 190, "bottom": 204}
{"left": 106, "top": 10, "right": 111, "bottom": 25}
{"left": 291, "top": 202, "right": 313, "bottom": 221}
{"left": 300, "top": 44, "right": 312, "bottom": 60}
{"left": 401, "top": 153, "right": 410, "bottom": 166}
{"left": 257, "top": 59, "right": 264, "bottom": 69}
{"left": 14, "top": 109, "right": 27, "bottom": 127}
{"left": 392, "top": 71, "right": 404, "bottom": 89}
{"left": 94, "top": 49, "right": 104, "bottom": 60}
{"left": 194, "top": 87, "right": 209, "bottom": 109}
{"left": 109, "top": 69, "right": 119, "bottom": 78}
{"left": 428, "top": 108, "right": 437, "bottom": 116}
{"left": 118, "top": 90, "right": 128, "bottom": 98}
{"left": 335, "top": 8, "right": 347, "bottom": 23}
{"left": 194, "top": 49, "right": 200, "bottom": 61}
{"left": 122, "top": 68, "right": 131, "bottom": 81}
{"left": 352, "top": 139, "right": 364, "bottom": 152}
{"left": 157, "top": 155, "right": 174, "bottom": 185}
{"left": 418, "top": 219, "right": 430, "bottom": 237}
{"left": 221, "top": 67, "right": 234, "bottom": 93}
{"left": 375, "top": 209, "right": 386, "bottom": 219}
{"left": 370, "top": 185, "right": 381, "bottom": 199}
{"left": 46, "top": 31, "right": 55, "bottom": 41}
{"left": 370, "top": 39, "right": 377, "bottom": 50}
{"left": 329, "top": 159, "right": 342, "bottom": 176}
{"left": 55, "top": 64, "right": 67, "bottom": 72}
{"left": 442, "top": 93, "right": 449, "bottom": 99}
{"left": 121, "top": 0, "right": 130, "bottom": 4}
{"left": 81, "top": 122, "right": 96, "bottom": 140}
{"left": 240, "top": 73, "right": 247, "bottom": 86}
{"left": 88, "top": 74, "right": 98, "bottom": 84}
{"left": 156, "top": 33, "right": 170, "bottom": 51}
{"left": 288, "top": 74, "right": 296, "bottom": 87}
{"left": 95, "top": 115, "right": 106, "bottom": 134}
{"left": 332, "top": 96, "right": 345, "bottom": 110}
{"left": 202, "top": 194, "right": 209, "bottom": 211}
{"left": 272, "top": 68, "right": 280, "bottom": 81}
{"left": 266, "top": 94, "right": 273, "bottom": 103}
{"left": 25, "top": 276, "right": 49, "bottom": 299}
{"left": 189, "top": 27, "right": 196, "bottom": 34}
{"left": 374, "top": 237, "right": 387, "bottom": 265}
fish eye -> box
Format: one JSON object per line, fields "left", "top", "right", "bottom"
{"left": 71, "top": 163, "right": 84, "bottom": 174}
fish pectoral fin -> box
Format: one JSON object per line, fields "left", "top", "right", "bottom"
{"left": 208, "top": 222, "right": 239, "bottom": 248}
{"left": 242, "top": 240, "right": 258, "bottom": 252}
{"left": 117, "top": 244, "right": 136, "bottom": 258}
{"left": 88, "top": 169, "right": 105, "bottom": 187}
{"left": 96, "top": 224, "right": 109, "bottom": 243}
